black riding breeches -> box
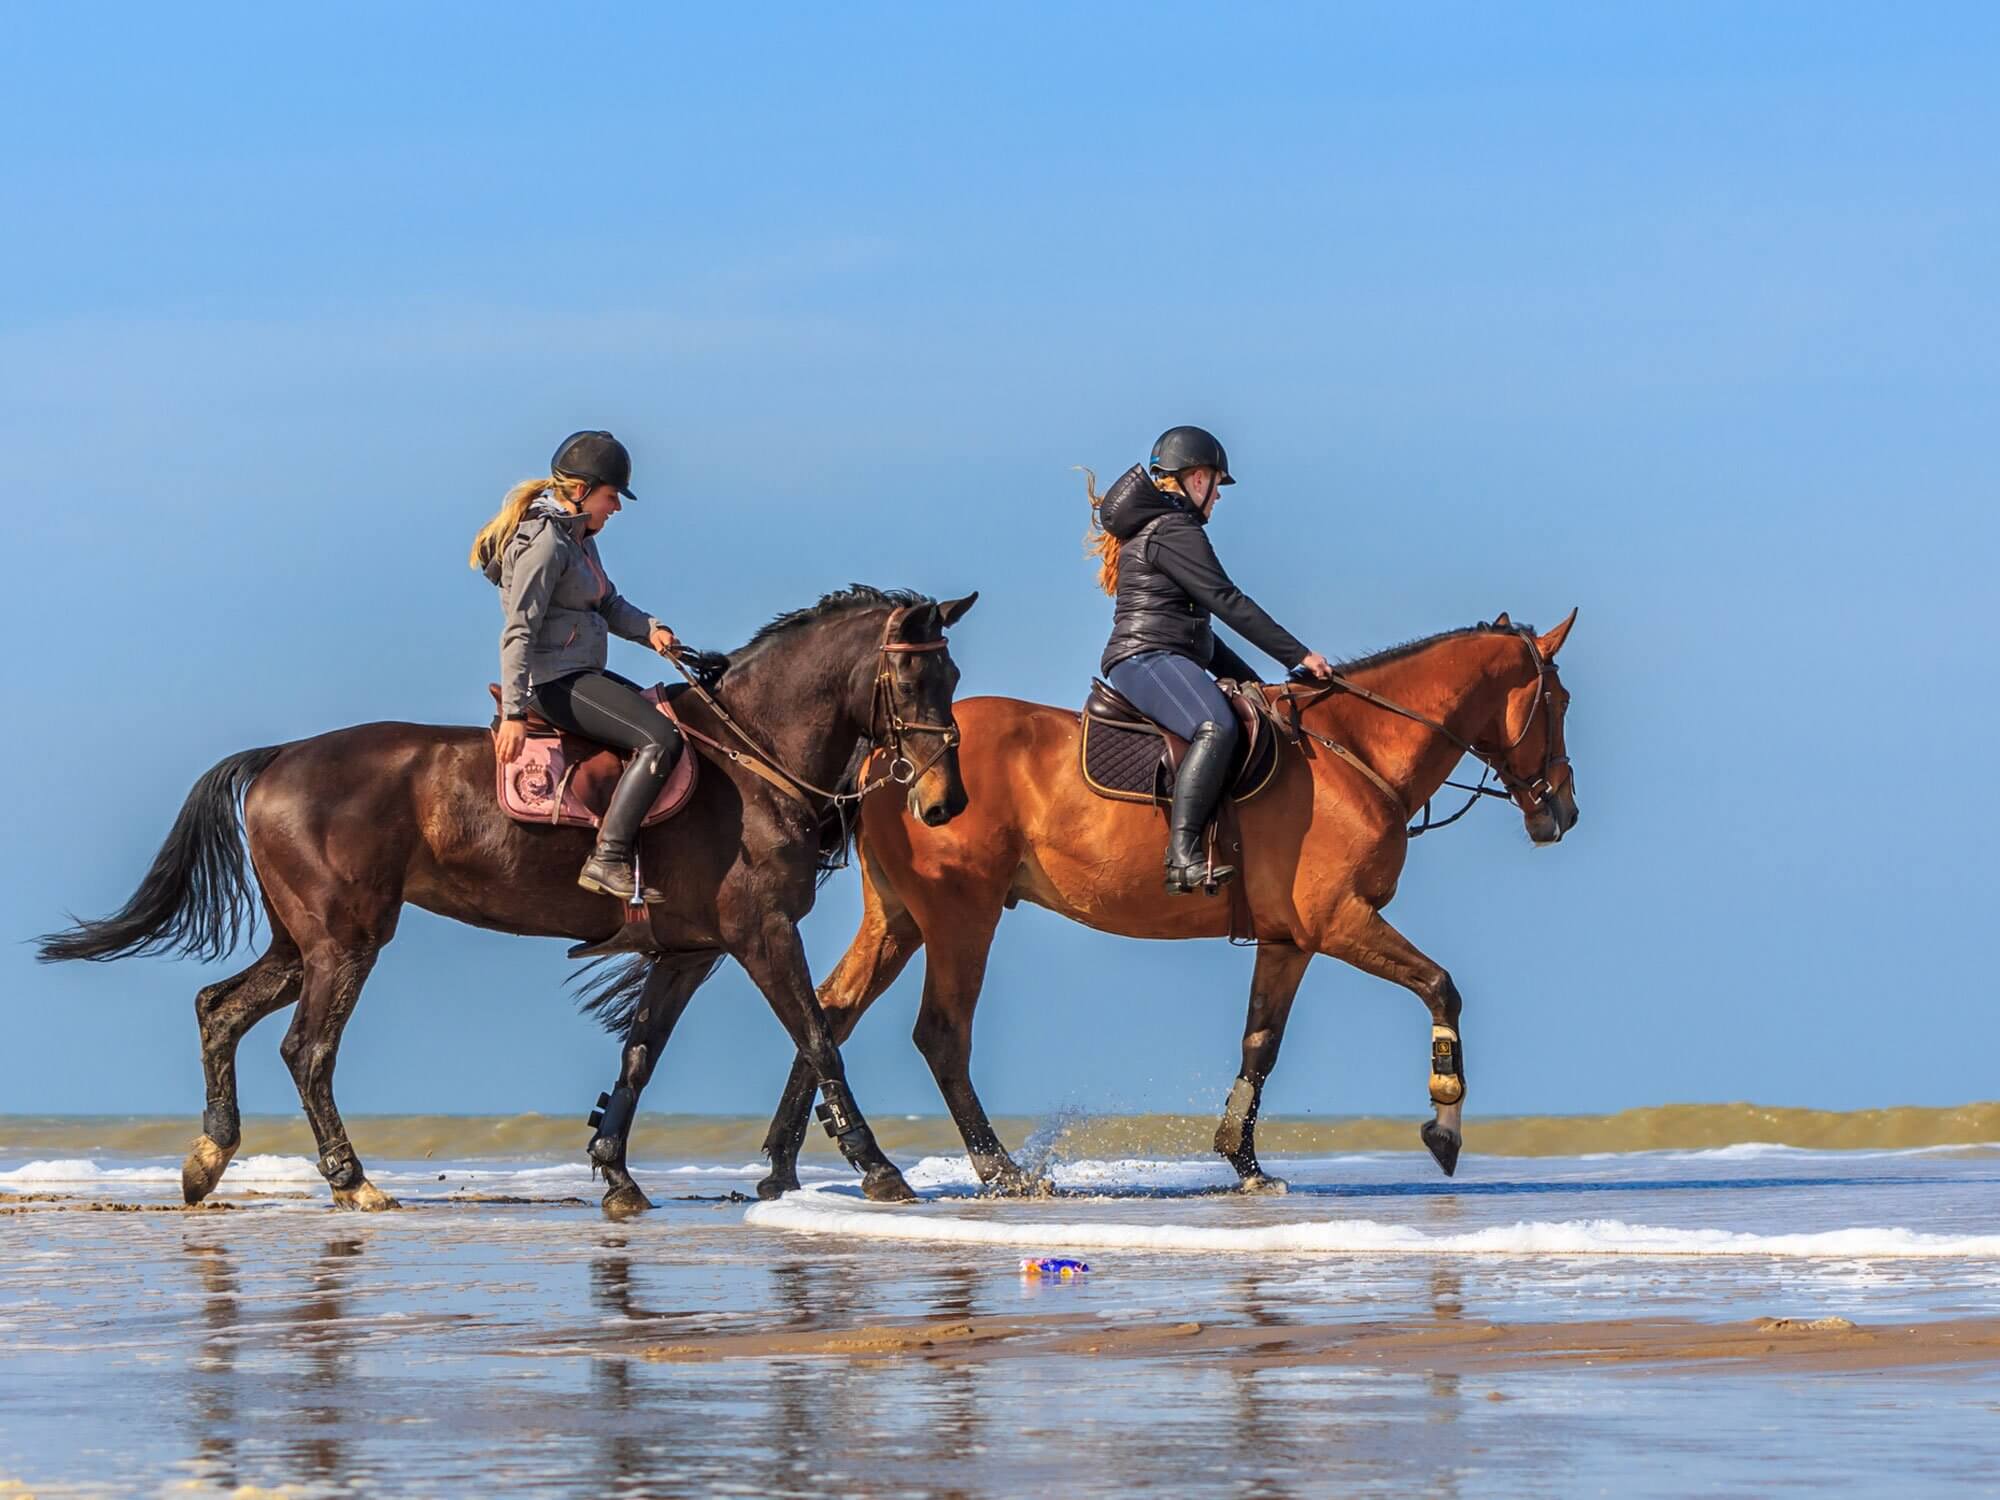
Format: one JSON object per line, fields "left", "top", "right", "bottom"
{"left": 530, "top": 670, "right": 682, "bottom": 760}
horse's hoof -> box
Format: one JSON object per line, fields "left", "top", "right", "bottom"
{"left": 601, "top": 1185, "right": 654, "bottom": 1221}
{"left": 181, "top": 1134, "right": 235, "bottom": 1205}
{"left": 756, "top": 1171, "right": 799, "bottom": 1202}
{"left": 983, "top": 1167, "right": 1053, "bottom": 1198}
{"left": 331, "top": 1181, "right": 399, "bottom": 1211}
{"left": 1420, "top": 1121, "right": 1461, "bottom": 1178}
{"left": 1239, "top": 1173, "right": 1290, "bottom": 1196}
{"left": 861, "top": 1167, "right": 919, "bottom": 1204}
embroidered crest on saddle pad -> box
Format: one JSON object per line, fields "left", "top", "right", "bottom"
{"left": 1078, "top": 679, "right": 1279, "bottom": 805}
{"left": 487, "top": 683, "right": 698, "bottom": 829}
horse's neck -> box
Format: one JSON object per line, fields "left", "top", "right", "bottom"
{"left": 711, "top": 615, "right": 876, "bottom": 791}
{"left": 1330, "top": 637, "right": 1522, "bottom": 810}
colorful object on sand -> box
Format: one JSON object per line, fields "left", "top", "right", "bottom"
{"left": 1020, "top": 1257, "right": 1090, "bottom": 1280}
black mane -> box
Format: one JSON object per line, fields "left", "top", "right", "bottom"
{"left": 724, "top": 584, "right": 933, "bottom": 671}
{"left": 1335, "top": 620, "right": 1533, "bottom": 674}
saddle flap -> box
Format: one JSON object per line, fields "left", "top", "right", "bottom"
{"left": 489, "top": 683, "right": 696, "bottom": 830}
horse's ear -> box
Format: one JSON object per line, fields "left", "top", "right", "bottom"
{"left": 939, "top": 591, "right": 979, "bottom": 626}
{"left": 1492, "top": 611, "right": 1511, "bottom": 628}
{"left": 1537, "top": 607, "right": 1578, "bottom": 659}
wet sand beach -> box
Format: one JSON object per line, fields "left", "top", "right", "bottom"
{"left": 5, "top": 1119, "right": 2000, "bottom": 1496}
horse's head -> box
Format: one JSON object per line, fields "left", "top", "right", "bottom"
{"left": 1489, "top": 608, "right": 1579, "bottom": 845}
{"left": 876, "top": 592, "right": 979, "bottom": 826}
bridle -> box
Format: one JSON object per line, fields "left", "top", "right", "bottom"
{"left": 1280, "top": 625, "right": 1570, "bottom": 838}
{"left": 664, "top": 606, "right": 960, "bottom": 810}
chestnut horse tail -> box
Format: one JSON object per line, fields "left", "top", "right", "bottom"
{"left": 35, "top": 745, "right": 285, "bottom": 965}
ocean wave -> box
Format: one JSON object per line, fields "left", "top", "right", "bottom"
{"left": 744, "top": 1187, "right": 2000, "bottom": 1259}
{"left": 4, "top": 1103, "right": 1999, "bottom": 1164}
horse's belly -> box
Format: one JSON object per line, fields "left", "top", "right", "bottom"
{"left": 1016, "top": 847, "right": 1233, "bottom": 940}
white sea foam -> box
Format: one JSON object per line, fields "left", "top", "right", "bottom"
{"left": 0, "top": 1154, "right": 326, "bottom": 1188}
{"left": 745, "top": 1185, "right": 2000, "bottom": 1259}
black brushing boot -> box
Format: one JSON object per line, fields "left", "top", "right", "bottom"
{"left": 1165, "top": 721, "right": 1236, "bottom": 894}
{"left": 577, "top": 741, "right": 673, "bottom": 902}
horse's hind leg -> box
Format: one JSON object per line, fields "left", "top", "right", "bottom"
{"left": 1320, "top": 899, "right": 1466, "bottom": 1177}
{"left": 183, "top": 928, "right": 304, "bottom": 1204}
{"left": 587, "top": 956, "right": 721, "bottom": 1220}
{"left": 1214, "top": 943, "right": 1311, "bottom": 1193}
{"left": 757, "top": 882, "right": 923, "bottom": 1200}
{"left": 280, "top": 944, "right": 396, "bottom": 1210}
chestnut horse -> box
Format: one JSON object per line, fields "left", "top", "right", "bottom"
{"left": 755, "top": 612, "right": 1577, "bottom": 1197}
{"left": 39, "top": 586, "right": 977, "bottom": 1215}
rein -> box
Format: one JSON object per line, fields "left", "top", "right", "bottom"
{"left": 662, "top": 607, "right": 959, "bottom": 812}
{"left": 1274, "top": 626, "right": 1567, "bottom": 838}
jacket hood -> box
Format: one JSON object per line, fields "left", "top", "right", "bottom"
{"left": 1096, "top": 463, "right": 1201, "bottom": 541}
{"left": 482, "top": 499, "right": 584, "bottom": 585}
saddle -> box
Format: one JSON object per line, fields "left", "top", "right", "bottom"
{"left": 486, "top": 683, "right": 698, "bottom": 830}
{"left": 1078, "top": 679, "right": 1279, "bottom": 806}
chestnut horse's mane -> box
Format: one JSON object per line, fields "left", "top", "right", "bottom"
{"left": 1334, "top": 620, "right": 1534, "bottom": 676}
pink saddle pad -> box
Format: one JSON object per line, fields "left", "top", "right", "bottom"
{"left": 495, "top": 687, "right": 698, "bottom": 829}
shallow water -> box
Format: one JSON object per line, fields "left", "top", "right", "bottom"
{"left": 4, "top": 1133, "right": 2000, "bottom": 1496}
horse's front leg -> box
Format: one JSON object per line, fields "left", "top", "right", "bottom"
{"left": 728, "top": 912, "right": 915, "bottom": 1204}
{"left": 586, "top": 955, "right": 721, "bottom": 1220}
{"left": 758, "top": 879, "right": 924, "bottom": 1200}
{"left": 1215, "top": 943, "right": 1311, "bottom": 1192}
{"left": 1319, "top": 898, "right": 1466, "bottom": 1177}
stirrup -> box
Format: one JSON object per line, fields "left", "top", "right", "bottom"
{"left": 1165, "top": 860, "right": 1236, "bottom": 895}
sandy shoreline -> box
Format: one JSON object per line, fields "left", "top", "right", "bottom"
{"left": 613, "top": 1310, "right": 2000, "bottom": 1375}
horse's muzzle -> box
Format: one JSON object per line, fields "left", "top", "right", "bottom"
{"left": 1526, "top": 781, "right": 1579, "bottom": 844}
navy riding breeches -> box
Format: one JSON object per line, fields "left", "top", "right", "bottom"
{"left": 1107, "top": 651, "right": 1239, "bottom": 754}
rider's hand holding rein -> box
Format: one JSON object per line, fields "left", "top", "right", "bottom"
{"left": 649, "top": 624, "right": 678, "bottom": 657}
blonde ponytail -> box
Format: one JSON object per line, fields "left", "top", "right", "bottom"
{"left": 468, "top": 474, "right": 585, "bottom": 570}
{"left": 1079, "top": 466, "right": 1122, "bottom": 597}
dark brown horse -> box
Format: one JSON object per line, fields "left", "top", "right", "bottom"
{"left": 39, "top": 586, "right": 978, "bottom": 1215}
{"left": 754, "top": 612, "right": 1577, "bottom": 1198}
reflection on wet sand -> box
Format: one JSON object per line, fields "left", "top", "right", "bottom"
{"left": 185, "top": 1240, "right": 241, "bottom": 1490}
{"left": 4, "top": 1170, "right": 1998, "bottom": 1499}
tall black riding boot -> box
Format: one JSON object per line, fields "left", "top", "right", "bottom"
{"left": 1165, "top": 721, "right": 1237, "bottom": 894}
{"left": 577, "top": 742, "right": 674, "bottom": 902}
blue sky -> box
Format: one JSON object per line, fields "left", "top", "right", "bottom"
{"left": 6, "top": 4, "right": 1996, "bottom": 1126}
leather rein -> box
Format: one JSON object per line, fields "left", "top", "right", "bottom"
{"left": 662, "top": 606, "right": 959, "bottom": 811}
{"left": 1274, "top": 626, "right": 1569, "bottom": 838}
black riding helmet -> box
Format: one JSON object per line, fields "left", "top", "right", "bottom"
{"left": 1150, "top": 425, "right": 1234, "bottom": 485}
{"left": 551, "top": 430, "right": 637, "bottom": 499}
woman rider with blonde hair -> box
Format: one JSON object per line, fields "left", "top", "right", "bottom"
{"left": 1087, "top": 425, "right": 1334, "bottom": 893}
{"left": 471, "top": 431, "right": 681, "bottom": 902}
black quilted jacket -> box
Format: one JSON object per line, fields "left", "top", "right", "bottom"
{"left": 1096, "top": 465, "right": 1308, "bottom": 678}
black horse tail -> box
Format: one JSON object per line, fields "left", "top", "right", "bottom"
{"left": 36, "top": 745, "right": 285, "bottom": 965}
{"left": 571, "top": 951, "right": 725, "bottom": 1036}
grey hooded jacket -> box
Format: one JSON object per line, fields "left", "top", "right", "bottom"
{"left": 485, "top": 497, "right": 662, "bottom": 718}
